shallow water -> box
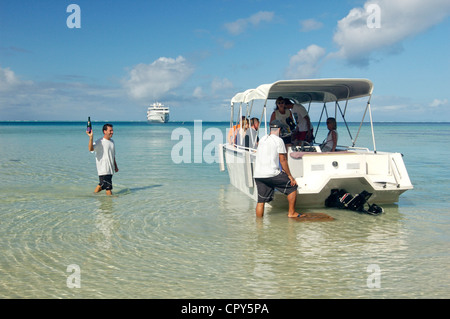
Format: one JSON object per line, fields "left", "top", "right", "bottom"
{"left": 0, "top": 121, "right": 449, "bottom": 298}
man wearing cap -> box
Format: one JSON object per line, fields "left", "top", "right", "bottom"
{"left": 253, "top": 123, "right": 304, "bottom": 218}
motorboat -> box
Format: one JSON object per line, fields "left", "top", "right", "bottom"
{"left": 218, "top": 79, "right": 413, "bottom": 207}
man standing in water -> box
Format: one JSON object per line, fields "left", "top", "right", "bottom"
{"left": 87, "top": 124, "right": 119, "bottom": 195}
{"left": 253, "top": 123, "right": 303, "bottom": 218}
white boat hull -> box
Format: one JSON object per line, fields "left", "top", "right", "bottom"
{"left": 147, "top": 113, "right": 169, "bottom": 123}
{"left": 221, "top": 144, "right": 413, "bottom": 208}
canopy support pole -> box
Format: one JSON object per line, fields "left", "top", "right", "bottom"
{"left": 367, "top": 96, "right": 377, "bottom": 153}
{"left": 263, "top": 99, "right": 268, "bottom": 136}
{"left": 315, "top": 102, "right": 328, "bottom": 139}
{"left": 336, "top": 101, "right": 354, "bottom": 147}
{"left": 354, "top": 94, "right": 376, "bottom": 152}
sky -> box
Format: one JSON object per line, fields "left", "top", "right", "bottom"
{"left": 0, "top": 0, "right": 449, "bottom": 122}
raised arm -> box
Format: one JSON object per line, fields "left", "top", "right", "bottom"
{"left": 86, "top": 130, "right": 94, "bottom": 151}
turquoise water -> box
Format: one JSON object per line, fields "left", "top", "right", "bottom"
{"left": 0, "top": 121, "right": 449, "bottom": 298}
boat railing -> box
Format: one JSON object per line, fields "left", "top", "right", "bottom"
{"left": 228, "top": 143, "right": 257, "bottom": 154}
{"left": 229, "top": 140, "right": 371, "bottom": 154}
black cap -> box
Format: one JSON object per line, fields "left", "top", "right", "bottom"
{"left": 270, "top": 120, "right": 282, "bottom": 128}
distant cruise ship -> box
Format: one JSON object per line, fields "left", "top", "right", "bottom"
{"left": 147, "top": 102, "right": 169, "bottom": 123}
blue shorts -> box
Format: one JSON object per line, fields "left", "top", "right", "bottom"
{"left": 255, "top": 171, "right": 298, "bottom": 203}
{"left": 98, "top": 175, "right": 113, "bottom": 190}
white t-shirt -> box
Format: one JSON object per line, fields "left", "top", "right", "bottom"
{"left": 291, "top": 104, "right": 310, "bottom": 132}
{"left": 253, "top": 134, "right": 287, "bottom": 178}
{"left": 93, "top": 138, "right": 116, "bottom": 176}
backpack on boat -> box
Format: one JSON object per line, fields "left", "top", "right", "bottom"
{"left": 325, "top": 189, "right": 384, "bottom": 215}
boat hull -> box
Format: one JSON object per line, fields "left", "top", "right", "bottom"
{"left": 147, "top": 113, "right": 169, "bottom": 123}
{"left": 147, "top": 102, "right": 170, "bottom": 123}
{"left": 221, "top": 144, "right": 413, "bottom": 208}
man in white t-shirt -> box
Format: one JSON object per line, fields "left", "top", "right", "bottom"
{"left": 253, "top": 123, "right": 303, "bottom": 218}
{"left": 87, "top": 123, "right": 119, "bottom": 195}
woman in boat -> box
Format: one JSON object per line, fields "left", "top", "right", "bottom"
{"left": 235, "top": 118, "right": 249, "bottom": 147}
{"left": 269, "top": 96, "right": 295, "bottom": 144}
{"left": 228, "top": 116, "right": 246, "bottom": 145}
{"left": 321, "top": 117, "right": 338, "bottom": 152}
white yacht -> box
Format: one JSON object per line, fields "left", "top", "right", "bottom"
{"left": 218, "top": 79, "right": 413, "bottom": 207}
{"left": 147, "top": 102, "right": 169, "bottom": 123}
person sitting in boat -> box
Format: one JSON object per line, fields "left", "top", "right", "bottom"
{"left": 227, "top": 116, "right": 246, "bottom": 146}
{"left": 235, "top": 118, "right": 249, "bottom": 147}
{"left": 244, "top": 117, "right": 260, "bottom": 149}
{"left": 269, "top": 96, "right": 295, "bottom": 145}
{"left": 284, "top": 98, "right": 313, "bottom": 144}
{"left": 320, "top": 117, "right": 338, "bottom": 152}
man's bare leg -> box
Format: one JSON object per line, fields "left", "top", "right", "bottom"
{"left": 287, "top": 191, "right": 303, "bottom": 217}
{"left": 94, "top": 185, "right": 102, "bottom": 193}
{"left": 256, "top": 202, "right": 265, "bottom": 218}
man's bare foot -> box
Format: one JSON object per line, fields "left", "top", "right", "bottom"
{"left": 288, "top": 212, "right": 305, "bottom": 218}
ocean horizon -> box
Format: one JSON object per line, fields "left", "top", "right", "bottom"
{"left": 1, "top": 120, "right": 450, "bottom": 123}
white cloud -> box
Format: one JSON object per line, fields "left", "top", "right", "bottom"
{"left": 123, "top": 56, "right": 194, "bottom": 100}
{"left": 300, "top": 19, "right": 323, "bottom": 32}
{"left": 224, "top": 11, "right": 274, "bottom": 35}
{"left": 285, "top": 44, "right": 326, "bottom": 79}
{"left": 191, "top": 78, "right": 233, "bottom": 101}
{"left": 218, "top": 38, "right": 234, "bottom": 50}
{"left": 429, "top": 98, "right": 448, "bottom": 107}
{"left": 331, "top": 0, "right": 450, "bottom": 66}
{"left": 193, "top": 86, "right": 204, "bottom": 99}
{"left": 0, "top": 66, "right": 133, "bottom": 120}
{"left": 0, "top": 66, "right": 31, "bottom": 91}
{"left": 211, "top": 78, "right": 233, "bottom": 93}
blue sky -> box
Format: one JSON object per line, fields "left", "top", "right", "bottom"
{"left": 1, "top": 0, "right": 449, "bottom": 122}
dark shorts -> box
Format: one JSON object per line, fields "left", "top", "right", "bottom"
{"left": 293, "top": 129, "right": 314, "bottom": 142}
{"left": 98, "top": 175, "right": 113, "bottom": 190}
{"left": 255, "top": 171, "right": 298, "bottom": 203}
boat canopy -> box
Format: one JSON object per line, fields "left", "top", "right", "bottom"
{"left": 231, "top": 79, "right": 373, "bottom": 105}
